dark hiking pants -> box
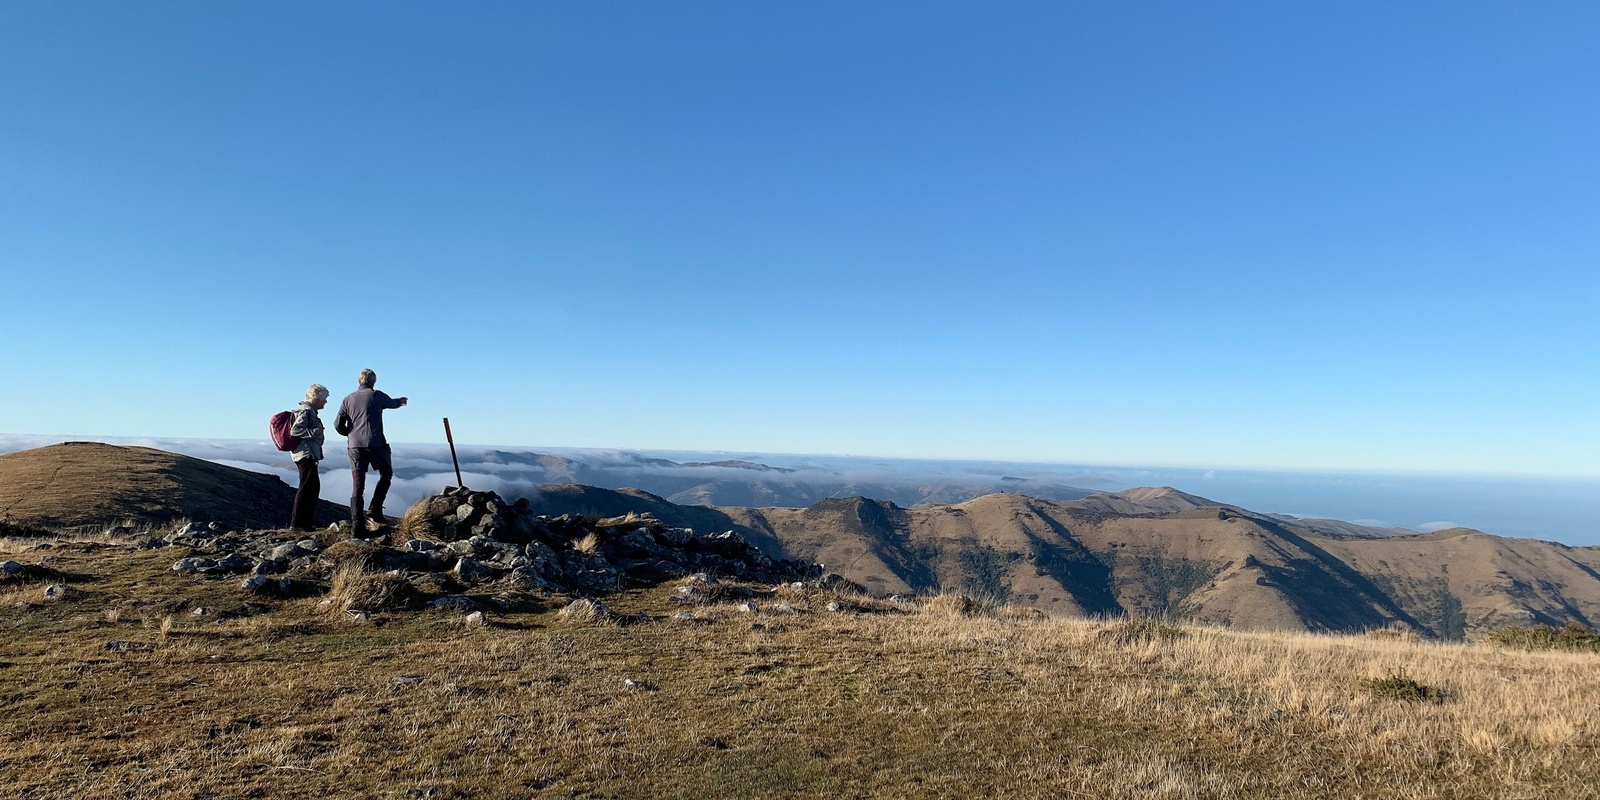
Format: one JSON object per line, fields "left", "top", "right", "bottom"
{"left": 292, "top": 459, "right": 321, "bottom": 530}
{"left": 349, "top": 445, "right": 394, "bottom": 512}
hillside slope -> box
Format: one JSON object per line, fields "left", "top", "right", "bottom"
{"left": 0, "top": 442, "right": 346, "bottom": 530}
{"left": 529, "top": 485, "right": 1600, "bottom": 638}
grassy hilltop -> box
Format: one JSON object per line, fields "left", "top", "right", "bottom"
{"left": 4, "top": 531, "right": 1600, "bottom": 799}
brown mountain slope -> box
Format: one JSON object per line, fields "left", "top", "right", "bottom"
{"left": 0, "top": 442, "right": 346, "bottom": 530}
{"left": 524, "top": 486, "right": 1600, "bottom": 638}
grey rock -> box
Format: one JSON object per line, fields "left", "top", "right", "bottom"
{"left": 557, "top": 598, "right": 611, "bottom": 620}
{"left": 391, "top": 675, "right": 425, "bottom": 688}
{"left": 826, "top": 601, "right": 845, "bottom": 613}
{"left": 428, "top": 596, "right": 477, "bottom": 612}
{"left": 505, "top": 567, "right": 557, "bottom": 591}
{"left": 191, "top": 607, "right": 210, "bottom": 616}
{"left": 239, "top": 575, "right": 292, "bottom": 595}
{"left": 452, "top": 557, "right": 496, "bottom": 584}
{"left": 405, "top": 539, "right": 438, "bottom": 553}
{"left": 251, "top": 559, "right": 282, "bottom": 576}
{"left": 104, "top": 640, "right": 150, "bottom": 652}
{"left": 43, "top": 583, "right": 68, "bottom": 600}
{"left": 172, "top": 557, "right": 216, "bottom": 572}
{"left": 770, "top": 603, "right": 796, "bottom": 614}
{"left": 266, "top": 542, "right": 307, "bottom": 561}
{"left": 464, "top": 611, "right": 487, "bottom": 627}
{"left": 735, "top": 602, "right": 758, "bottom": 613}
{"left": 214, "top": 553, "right": 253, "bottom": 573}
{"left": 454, "top": 504, "right": 477, "bottom": 523}
{"left": 0, "top": 561, "right": 23, "bottom": 577}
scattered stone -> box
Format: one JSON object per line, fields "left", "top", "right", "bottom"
{"left": 191, "top": 607, "right": 209, "bottom": 616}
{"left": 43, "top": 583, "right": 68, "bottom": 601}
{"left": 672, "top": 611, "right": 696, "bottom": 621}
{"left": 163, "top": 488, "right": 821, "bottom": 615}
{"left": 826, "top": 601, "right": 845, "bottom": 613}
{"left": 622, "top": 678, "right": 639, "bottom": 690}
{"left": 428, "top": 596, "right": 477, "bottom": 612}
{"left": 0, "top": 561, "right": 24, "bottom": 577}
{"left": 736, "top": 602, "right": 758, "bottom": 613}
{"left": 391, "top": 675, "right": 425, "bottom": 688}
{"left": 452, "top": 557, "right": 495, "bottom": 584}
{"left": 239, "top": 576, "right": 295, "bottom": 596}
{"left": 770, "top": 603, "right": 796, "bottom": 614}
{"left": 558, "top": 598, "right": 611, "bottom": 622}
{"left": 464, "top": 611, "right": 487, "bottom": 627}
{"left": 348, "top": 611, "right": 373, "bottom": 623}
{"left": 104, "top": 640, "right": 149, "bottom": 652}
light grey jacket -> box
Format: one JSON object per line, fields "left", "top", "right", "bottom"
{"left": 290, "top": 402, "right": 326, "bottom": 463}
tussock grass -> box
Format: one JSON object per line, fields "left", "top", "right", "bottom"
{"left": 573, "top": 532, "right": 602, "bottom": 555}
{"left": 396, "top": 496, "right": 457, "bottom": 542}
{"left": 1486, "top": 622, "right": 1600, "bottom": 653}
{"left": 325, "top": 563, "right": 422, "bottom": 615}
{"left": 7, "top": 545, "right": 1600, "bottom": 798}
{"left": 1362, "top": 667, "right": 1444, "bottom": 704}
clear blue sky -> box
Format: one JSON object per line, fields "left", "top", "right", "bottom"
{"left": 2, "top": 2, "right": 1596, "bottom": 477}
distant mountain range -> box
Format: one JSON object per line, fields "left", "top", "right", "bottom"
{"left": 5, "top": 442, "right": 1597, "bottom": 639}
{"left": 522, "top": 483, "right": 1600, "bottom": 639}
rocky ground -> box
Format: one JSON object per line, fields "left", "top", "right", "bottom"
{"left": 152, "top": 488, "right": 822, "bottom": 615}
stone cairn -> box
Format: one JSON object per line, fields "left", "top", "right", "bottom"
{"left": 166, "top": 487, "right": 822, "bottom": 608}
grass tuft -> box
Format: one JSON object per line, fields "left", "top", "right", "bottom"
{"left": 326, "top": 563, "right": 423, "bottom": 615}
{"left": 1486, "top": 623, "right": 1600, "bottom": 653}
{"left": 1363, "top": 667, "right": 1444, "bottom": 703}
{"left": 1099, "top": 617, "right": 1187, "bottom": 644}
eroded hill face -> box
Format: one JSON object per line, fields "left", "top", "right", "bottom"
{"left": 530, "top": 486, "right": 1600, "bottom": 639}
{"left": 0, "top": 442, "right": 347, "bottom": 530}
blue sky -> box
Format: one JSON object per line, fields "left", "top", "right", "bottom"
{"left": 2, "top": 2, "right": 1596, "bottom": 477}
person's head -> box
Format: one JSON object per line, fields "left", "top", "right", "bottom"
{"left": 358, "top": 369, "right": 376, "bottom": 389}
{"left": 305, "top": 383, "right": 329, "bottom": 409}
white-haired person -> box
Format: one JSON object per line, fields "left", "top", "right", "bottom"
{"left": 289, "top": 383, "right": 330, "bottom": 531}
{"left": 335, "top": 368, "right": 408, "bottom": 533}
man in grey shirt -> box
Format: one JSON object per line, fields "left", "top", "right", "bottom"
{"left": 335, "top": 368, "right": 408, "bottom": 532}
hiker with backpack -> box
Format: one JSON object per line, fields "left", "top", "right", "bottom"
{"left": 335, "top": 368, "right": 408, "bottom": 534}
{"left": 286, "top": 384, "right": 329, "bottom": 531}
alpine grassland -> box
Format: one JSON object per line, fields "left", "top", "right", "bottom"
{"left": 4, "top": 536, "right": 1600, "bottom": 799}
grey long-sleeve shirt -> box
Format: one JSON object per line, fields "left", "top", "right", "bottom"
{"left": 336, "top": 388, "right": 403, "bottom": 450}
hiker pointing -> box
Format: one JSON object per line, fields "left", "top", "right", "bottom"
{"left": 336, "top": 368, "right": 407, "bottom": 534}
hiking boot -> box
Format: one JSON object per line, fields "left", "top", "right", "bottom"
{"left": 350, "top": 502, "right": 366, "bottom": 537}
{"left": 368, "top": 506, "right": 388, "bottom": 527}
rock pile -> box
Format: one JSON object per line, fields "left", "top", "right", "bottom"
{"left": 166, "top": 487, "right": 821, "bottom": 608}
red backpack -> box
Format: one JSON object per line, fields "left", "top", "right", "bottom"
{"left": 269, "top": 411, "right": 301, "bottom": 452}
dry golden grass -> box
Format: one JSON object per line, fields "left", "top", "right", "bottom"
{"left": 324, "top": 562, "right": 421, "bottom": 615}
{"left": 3, "top": 545, "right": 1600, "bottom": 798}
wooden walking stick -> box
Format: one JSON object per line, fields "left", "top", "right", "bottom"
{"left": 443, "top": 417, "right": 464, "bottom": 489}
